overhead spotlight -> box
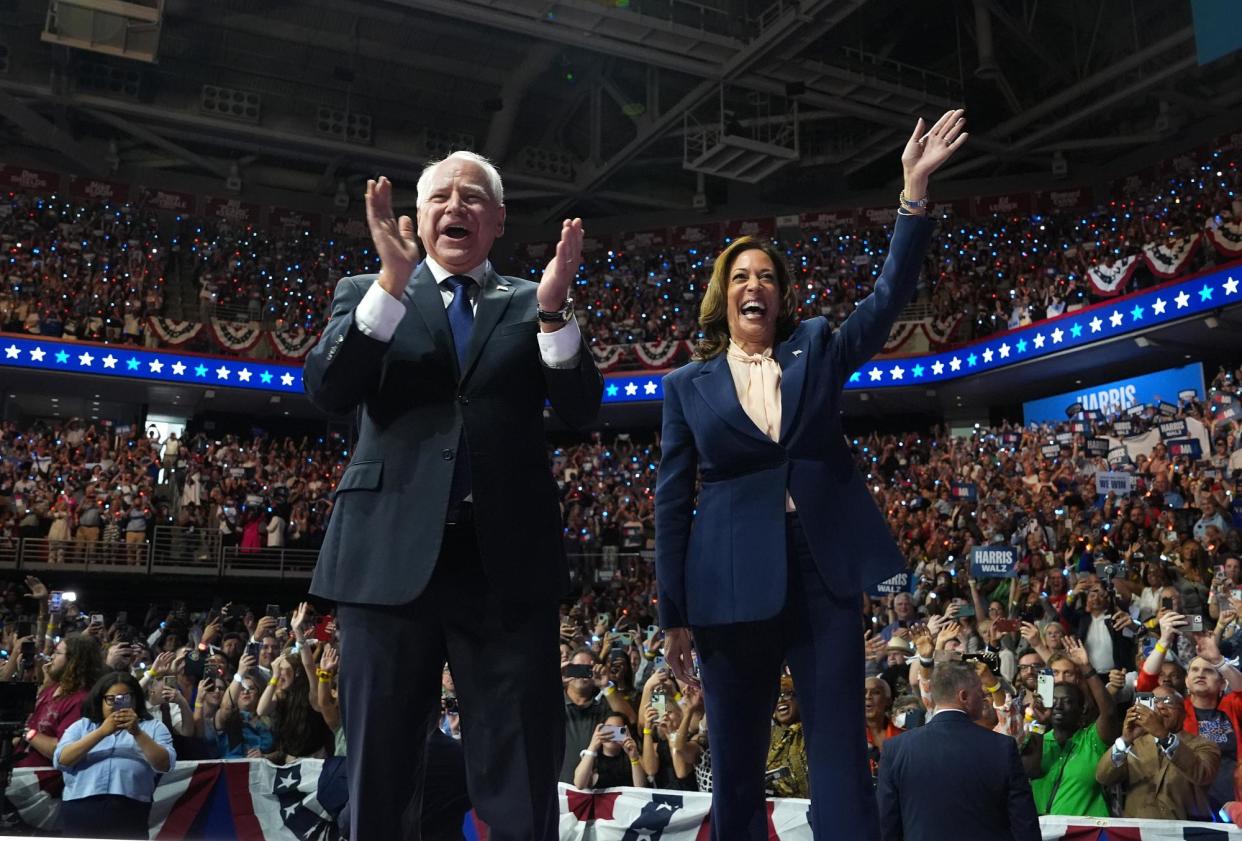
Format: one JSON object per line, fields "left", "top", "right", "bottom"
{"left": 334, "top": 181, "right": 350, "bottom": 210}
{"left": 225, "top": 162, "right": 242, "bottom": 192}
{"left": 1134, "top": 336, "right": 1151, "bottom": 348}
{"left": 1204, "top": 316, "right": 1219, "bottom": 329}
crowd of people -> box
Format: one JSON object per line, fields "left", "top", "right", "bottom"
{"left": 0, "top": 354, "right": 1237, "bottom": 833}
{"left": 0, "top": 193, "right": 167, "bottom": 345}
{"left": 0, "top": 421, "right": 345, "bottom": 566}
{"left": 1, "top": 144, "right": 1236, "bottom": 361}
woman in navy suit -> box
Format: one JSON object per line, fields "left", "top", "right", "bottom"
{"left": 655, "top": 109, "right": 967, "bottom": 840}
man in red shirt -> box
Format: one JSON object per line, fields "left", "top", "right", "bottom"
{"left": 12, "top": 634, "right": 104, "bottom": 767}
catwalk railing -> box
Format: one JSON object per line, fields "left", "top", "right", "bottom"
{"left": 4, "top": 527, "right": 318, "bottom": 579}
{"left": 0, "top": 531, "right": 649, "bottom": 581}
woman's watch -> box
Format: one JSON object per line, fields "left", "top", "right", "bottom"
{"left": 537, "top": 298, "right": 575, "bottom": 323}
{"left": 23, "top": 728, "right": 36, "bottom": 745}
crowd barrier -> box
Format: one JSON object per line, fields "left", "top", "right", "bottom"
{"left": 6, "top": 761, "right": 1242, "bottom": 840}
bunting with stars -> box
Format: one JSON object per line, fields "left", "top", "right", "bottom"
{"left": 0, "top": 335, "right": 302, "bottom": 394}
{"left": 210, "top": 318, "right": 264, "bottom": 353}
{"left": 270, "top": 324, "right": 318, "bottom": 360}
{"left": 1143, "top": 233, "right": 1201, "bottom": 279}
{"left": 147, "top": 317, "right": 204, "bottom": 346}
{"left": 3, "top": 759, "right": 342, "bottom": 840}
{"left": 1207, "top": 220, "right": 1242, "bottom": 258}
{"left": 1087, "top": 254, "right": 1140, "bottom": 296}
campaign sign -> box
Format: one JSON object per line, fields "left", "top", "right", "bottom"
{"left": 971, "top": 546, "right": 1018, "bottom": 579}
{"left": 1166, "top": 439, "right": 1202, "bottom": 460}
{"left": 1069, "top": 420, "right": 1089, "bottom": 434}
{"left": 869, "top": 571, "right": 912, "bottom": 597}
{"left": 1113, "top": 420, "right": 1135, "bottom": 436}
{"left": 1108, "top": 447, "right": 1132, "bottom": 466}
{"left": 1041, "top": 444, "right": 1062, "bottom": 458}
{"left": 1158, "top": 401, "right": 1179, "bottom": 417}
{"left": 1083, "top": 409, "right": 1104, "bottom": 421}
{"left": 1210, "top": 394, "right": 1242, "bottom": 422}
{"left": 1023, "top": 363, "right": 1204, "bottom": 424}
{"left": 1158, "top": 419, "right": 1189, "bottom": 440}
{"left": 951, "top": 481, "right": 978, "bottom": 501}
{"left": 1065, "top": 401, "right": 1084, "bottom": 418}
{"left": 1179, "top": 389, "right": 1199, "bottom": 402}
{"left": 1126, "top": 404, "right": 1148, "bottom": 417}
{"left": 1055, "top": 432, "right": 1073, "bottom": 444}
{"left": 1086, "top": 438, "right": 1111, "bottom": 457}
{"left": 1096, "top": 471, "right": 1135, "bottom": 496}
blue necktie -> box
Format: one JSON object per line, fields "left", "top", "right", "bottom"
{"left": 444, "top": 275, "right": 475, "bottom": 510}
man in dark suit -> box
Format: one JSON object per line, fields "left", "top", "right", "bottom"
{"left": 877, "top": 661, "right": 1041, "bottom": 841}
{"left": 304, "top": 152, "right": 602, "bottom": 841}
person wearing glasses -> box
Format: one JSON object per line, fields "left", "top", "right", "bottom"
{"left": 1094, "top": 685, "right": 1219, "bottom": 820}
{"left": 53, "top": 671, "right": 176, "bottom": 839}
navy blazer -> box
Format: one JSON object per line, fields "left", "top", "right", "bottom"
{"left": 877, "top": 711, "right": 1041, "bottom": 841}
{"left": 303, "top": 264, "right": 602, "bottom": 607}
{"left": 654, "top": 214, "right": 932, "bottom": 628}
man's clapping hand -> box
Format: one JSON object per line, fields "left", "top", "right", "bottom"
{"left": 366, "top": 177, "right": 422, "bottom": 298}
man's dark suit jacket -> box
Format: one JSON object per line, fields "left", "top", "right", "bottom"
{"left": 877, "top": 709, "right": 1041, "bottom": 841}
{"left": 303, "top": 264, "right": 602, "bottom": 607}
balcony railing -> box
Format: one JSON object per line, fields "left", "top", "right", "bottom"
{"left": 11, "top": 527, "right": 317, "bottom": 579}
{"left": 6, "top": 530, "right": 647, "bottom": 584}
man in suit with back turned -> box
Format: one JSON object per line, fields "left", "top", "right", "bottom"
{"left": 877, "top": 660, "right": 1041, "bottom": 841}
{"left": 303, "top": 151, "right": 602, "bottom": 841}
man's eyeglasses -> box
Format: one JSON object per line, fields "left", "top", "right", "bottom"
{"left": 103, "top": 693, "right": 131, "bottom": 705}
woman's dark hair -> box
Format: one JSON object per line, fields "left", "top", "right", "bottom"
{"left": 58, "top": 633, "right": 106, "bottom": 695}
{"left": 693, "top": 236, "right": 799, "bottom": 361}
{"left": 81, "top": 671, "right": 151, "bottom": 724}
{"left": 271, "top": 655, "right": 332, "bottom": 758}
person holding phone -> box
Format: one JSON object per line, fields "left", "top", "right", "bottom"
{"left": 560, "top": 649, "right": 636, "bottom": 782}
{"left": 53, "top": 671, "right": 175, "bottom": 839}
{"left": 572, "top": 714, "right": 645, "bottom": 790}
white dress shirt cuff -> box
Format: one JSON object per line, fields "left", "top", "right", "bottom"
{"left": 537, "top": 317, "right": 582, "bottom": 369}
{"left": 354, "top": 280, "right": 406, "bottom": 343}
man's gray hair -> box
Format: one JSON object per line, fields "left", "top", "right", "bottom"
{"left": 416, "top": 150, "right": 504, "bottom": 208}
{"left": 930, "top": 660, "right": 980, "bottom": 705}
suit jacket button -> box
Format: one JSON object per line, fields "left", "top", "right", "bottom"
{"left": 442, "top": 449, "right": 454, "bottom": 461}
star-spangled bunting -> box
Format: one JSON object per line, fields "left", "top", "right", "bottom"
{"left": 0, "top": 336, "right": 303, "bottom": 393}
{"left": 0, "top": 263, "right": 1234, "bottom": 400}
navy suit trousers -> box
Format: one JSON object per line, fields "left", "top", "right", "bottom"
{"left": 694, "top": 513, "right": 876, "bottom": 841}
{"left": 337, "top": 523, "right": 564, "bottom": 841}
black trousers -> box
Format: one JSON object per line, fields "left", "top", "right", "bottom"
{"left": 59, "top": 794, "right": 150, "bottom": 839}
{"left": 337, "top": 521, "right": 564, "bottom": 841}
{"left": 692, "top": 513, "right": 876, "bottom": 841}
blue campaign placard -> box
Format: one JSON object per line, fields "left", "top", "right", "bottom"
{"left": 1023, "top": 363, "right": 1205, "bottom": 424}
{"left": 869, "top": 571, "right": 912, "bottom": 598}
{"left": 970, "top": 546, "right": 1018, "bottom": 579}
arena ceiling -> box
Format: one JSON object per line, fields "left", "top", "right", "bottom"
{"left": 0, "top": 0, "right": 1239, "bottom": 222}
